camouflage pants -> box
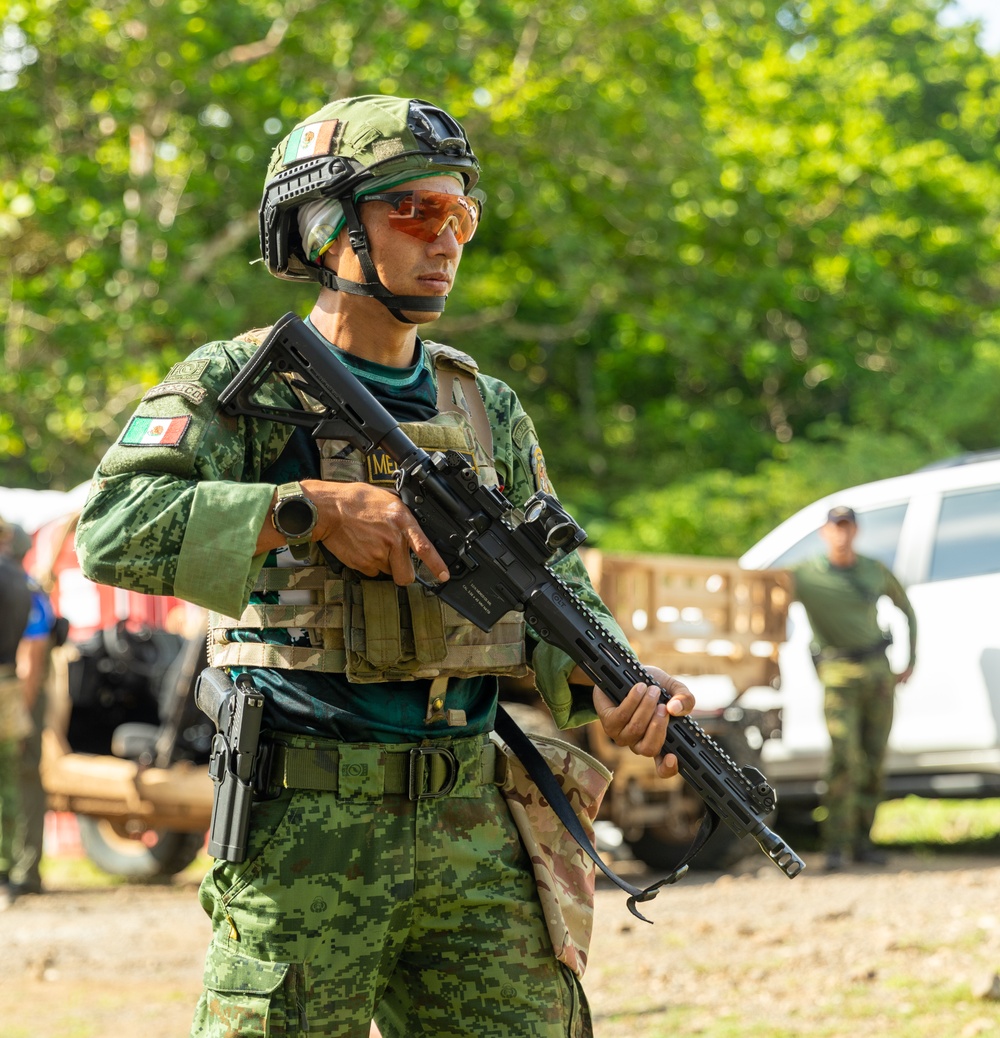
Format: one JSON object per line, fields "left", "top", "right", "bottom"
{"left": 818, "top": 658, "right": 895, "bottom": 852}
{"left": 191, "top": 732, "right": 591, "bottom": 1038}
{"left": 0, "top": 737, "right": 19, "bottom": 876}
{"left": 11, "top": 690, "right": 46, "bottom": 890}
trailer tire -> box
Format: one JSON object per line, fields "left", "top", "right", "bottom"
{"left": 622, "top": 791, "right": 750, "bottom": 872}
{"left": 621, "top": 727, "right": 762, "bottom": 872}
{"left": 77, "top": 816, "right": 205, "bottom": 879}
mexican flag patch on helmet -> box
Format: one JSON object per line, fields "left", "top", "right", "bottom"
{"left": 282, "top": 120, "right": 341, "bottom": 164}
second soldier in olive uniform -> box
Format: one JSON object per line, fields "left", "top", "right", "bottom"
{"left": 76, "top": 96, "right": 694, "bottom": 1037}
{"left": 790, "top": 505, "right": 917, "bottom": 872}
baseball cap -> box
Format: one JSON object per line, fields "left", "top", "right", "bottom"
{"left": 827, "top": 505, "right": 857, "bottom": 524}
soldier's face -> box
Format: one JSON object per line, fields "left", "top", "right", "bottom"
{"left": 821, "top": 519, "right": 857, "bottom": 555}
{"left": 325, "top": 175, "right": 466, "bottom": 323}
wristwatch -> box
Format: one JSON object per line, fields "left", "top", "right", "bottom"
{"left": 271, "top": 481, "right": 318, "bottom": 560}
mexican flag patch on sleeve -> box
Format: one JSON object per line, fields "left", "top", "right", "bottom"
{"left": 120, "top": 414, "right": 191, "bottom": 447}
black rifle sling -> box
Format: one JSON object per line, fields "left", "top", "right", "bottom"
{"left": 494, "top": 704, "right": 717, "bottom": 921}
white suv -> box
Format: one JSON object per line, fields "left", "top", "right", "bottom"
{"left": 739, "top": 451, "right": 1000, "bottom": 806}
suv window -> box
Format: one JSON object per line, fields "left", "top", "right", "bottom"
{"left": 771, "top": 503, "right": 908, "bottom": 570}
{"left": 928, "top": 485, "right": 1000, "bottom": 582}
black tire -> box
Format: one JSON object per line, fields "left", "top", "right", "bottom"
{"left": 76, "top": 815, "right": 205, "bottom": 879}
{"left": 621, "top": 726, "right": 762, "bottom": 872}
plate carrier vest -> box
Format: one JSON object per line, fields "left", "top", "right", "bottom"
{"left": 207, "top": 336, "right": 529, "bottom": 694}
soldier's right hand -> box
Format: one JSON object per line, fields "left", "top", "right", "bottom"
{"left": 305, "top": 480, "right": 451, "bottom": 585}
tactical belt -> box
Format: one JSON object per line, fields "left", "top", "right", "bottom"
{"left": 814, "top": 641, "right": 889, "bottom": 664}
{"left": 260, "top": 735, "right": 504, "bottom": 800}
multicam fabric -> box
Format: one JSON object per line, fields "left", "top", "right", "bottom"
{"left": 493, "top": 732, "right": 612, "bottom": 978}
{"left": 817, "top": 657, "right": 896, "bottom": 852}
{"left": 191, "top": 732, "right": 592, "bottom": 1038}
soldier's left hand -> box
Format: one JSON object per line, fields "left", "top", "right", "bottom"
{"left": 593, "top": 665, "right": 695, "bottom": 779}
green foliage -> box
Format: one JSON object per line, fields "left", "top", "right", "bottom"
{"left": 595, "top": 427, "right": 932, "bottom": 555}
{"left": 2, "top": 0, "right": 999, "bottom": 555}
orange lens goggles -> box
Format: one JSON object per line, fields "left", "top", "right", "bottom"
{"left": 363, "top": 190, "right": 481, "bottom": 245}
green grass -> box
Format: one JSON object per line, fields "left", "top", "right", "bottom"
{"left": 871, "top": 795, "right": 1000, "bottom": 848}
{"left": 593, "top": 977, "right": 998, "bottom": 1038}
{"left": 779, "top": 795, "right": 1000, "bottom": 854}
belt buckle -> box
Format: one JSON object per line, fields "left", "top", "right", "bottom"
{"left": 408, "top": 746, "right": 459, "bottom": 800}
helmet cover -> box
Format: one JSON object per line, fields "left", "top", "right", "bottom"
{"left": 260, "top": 96, "right": 480, "bottom": 282}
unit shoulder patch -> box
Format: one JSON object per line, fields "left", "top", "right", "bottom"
{"left": 142, "top": 382, "right": 208, "bottom": 407}
{"left": 529, "top": 444, "right": 554, "bottom": 495}
{"left": 511, "top": 414, "right": 535, "bottom": 450}
{"left": 165, "top": 359, "right": 211, "bottom": 383}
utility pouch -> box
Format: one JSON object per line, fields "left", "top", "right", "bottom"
{"left": 196, "top": 667, "right": 265, "bottom": 863}
{"left": 492, "top": 727, "right": 612, "bottom": 978}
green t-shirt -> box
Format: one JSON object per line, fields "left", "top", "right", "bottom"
{"left": 791, "top": 554, "right": 917, "bottom": 663}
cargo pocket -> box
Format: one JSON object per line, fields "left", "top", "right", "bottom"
{"left": 196, "top": 945, "right": 296, "bottom": 1037}
{"left": 563, "top": 964, "right": 594, "bottom": 1038}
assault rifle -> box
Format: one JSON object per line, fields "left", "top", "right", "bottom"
{"left": 218, "top": 313, "right": 805, "bottom": 882}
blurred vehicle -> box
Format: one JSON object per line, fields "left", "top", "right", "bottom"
{"left": 1, "top": 485, "right": 213, "bottom": 878}
{"left": 738, "top": 450, "right": 1000, "bottom": 817}
{"left": 44, "top": 618, "right": 213, "bottom": 878}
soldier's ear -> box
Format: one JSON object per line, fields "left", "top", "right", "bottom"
{"left": 319, "top": 232, "right": 349, "bottom": 274}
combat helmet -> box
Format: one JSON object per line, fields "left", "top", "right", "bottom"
{"left": 259, "top": 95, "right": 480, "bottom": 321}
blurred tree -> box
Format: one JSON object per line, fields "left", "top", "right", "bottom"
{"left": 558, "top": 0, "right": 1000, "bottom": 549}
{"left": 1, "top": 0, "right": 998, "bottom": 558}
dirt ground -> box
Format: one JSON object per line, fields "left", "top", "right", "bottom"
{"left": 2, "top": 841, "right": 999, "bottom": 1038}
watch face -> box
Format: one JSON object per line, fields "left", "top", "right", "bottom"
{"left": 275, "top": 497, "right": 316, "bottom": 538}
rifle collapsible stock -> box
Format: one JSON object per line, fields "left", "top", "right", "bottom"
{"left": 218, "top": 312, "right": 805, "bottom": 880}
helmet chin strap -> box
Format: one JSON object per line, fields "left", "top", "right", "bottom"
{"left": 315, "top": 196, "right": 448, "bottom": 325}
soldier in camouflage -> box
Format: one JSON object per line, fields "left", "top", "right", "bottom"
{"left": 76, "top": 95, "right": 694, "bottom": 1037}
{"left": 790, "top": 505, "right": 917, "bottom": 872}
{"left": 0, "top": 517, "right": 32, "bottom": 909}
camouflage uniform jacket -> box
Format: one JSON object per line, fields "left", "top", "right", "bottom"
{"left": 76, "top": 327, "right": 625, "bottom": 732}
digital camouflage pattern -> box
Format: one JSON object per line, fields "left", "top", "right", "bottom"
{"left": 191, "top": 732, "right": 592, "bottom": 1038}
{"left": 493, "top": 732, "right": 612, "bottom": 978}
{"left": 76, "top": 321, "right": 626, "bottom": 1036}
{"left": 817, "top": 657, "right": 895, "bottom": 852}
{"left": 76, "top": 328, "right": 625, "bottom": 728}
